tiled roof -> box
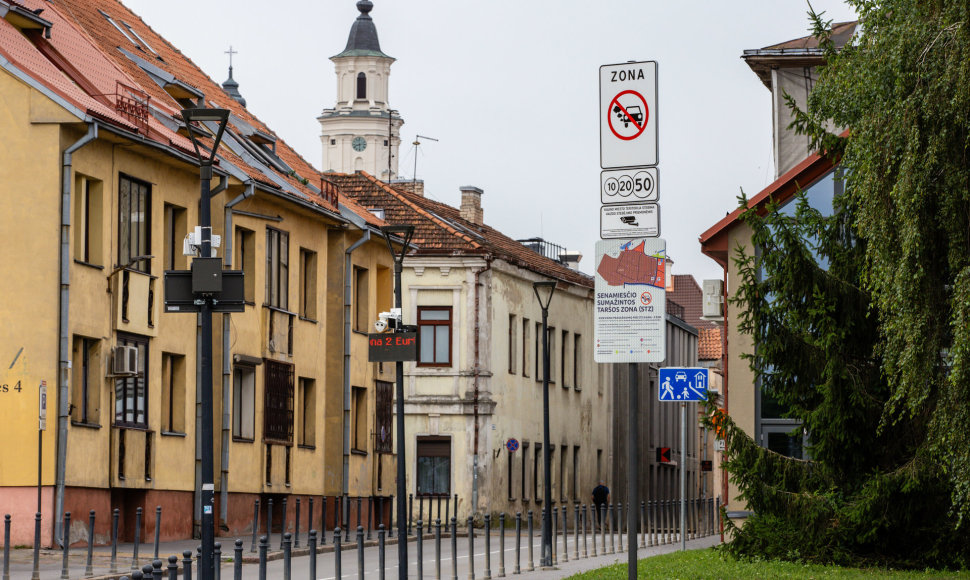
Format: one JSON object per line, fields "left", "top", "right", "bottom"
{"left": 698, "top": 327, "right": 721, "bottom": 361}
{"left": 761, "top": 21, "right": 857, "bottom": 51}
{"left": 331, "top": 172, "right": 594, "bottom": 289}
{"left": 1, "top": 0, "right": 382, "bottom": 227}
{"left": 668, "top": 274, "right": 718, "bottom": 331}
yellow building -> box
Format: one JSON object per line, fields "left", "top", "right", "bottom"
{"left": 0, "top": 0, "right": 395, "bottom": 546}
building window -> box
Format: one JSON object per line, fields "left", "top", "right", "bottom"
{"left": 522, "top": 318, "right": 530, "bottom": 378}
{"left": 353, "top": 266, "right": 369, "bottom": 332}
{"left": 118, "top": 175, "right": 151, "bottom": 273}
{"left": 561, "top": 330, "right": 569, "bottom": 388}
{"left": 299, "top": 377, "right": 316, "bottom": 447}
{"left": 574, "top": 334, "right": 582, "bottom": 390}
{"left": 161, "top": 353, "right": 185, "bottom": 433}
{"left": 572, "top": 446, "right": 580, "bottom": 501}
{"left": 547, "top": 326, "right": 557, "bottom": 384}
{"left": 71, "top": 336, "right": 101, "bottom": 424}
{"left": 235, "top": 227, "right": 255, "bottom": 302}
{"left": 374, "top": 380, "right": 393, "bottom": 454}
{"left": 418, "top": 306, "right": 452, "bottom": 366}
{"left": 265, "top": 228, "right": 289, "bottom": 309}
{"left": 534, "top": 321, "right": 541, "bottom": 381}
{"left": 264, "top": 360, "right": 294, "bottom": 443}
{"left": 416, "top": 437, "right": 450, "bottom": 496}
{"left": 163, "top": 203, "right": 186, "bottom": 271}
{"left": 233, "top": 365, "right": 256, "bottom": 441}
{"left": 74, "top": 175, "right": 103, "bottom": 265}
{"left": 596, "top": 449, "right": 602, "bottom": 481}
{"left": 299, "top": 249, "right": 318, "bottom": 320}
{"left": 560, "top": 444, "right": 567, "bottom": 501}
{"left": 352, "top": 386, "right": 367, "bottom": 452}
{"left": 356, "top": 72, "right": 366, "bottom": 99}
{"left": 114, "top": 333, "right": 148, "bottom": 427}
{"left": 521, "top": 441, "right": 530, "bottom": 500}
{"left": 550, "top": 445, "right": 557, "bottom": 500}
{"left": 508, "top": 314, "right": 517, "bottom": 374}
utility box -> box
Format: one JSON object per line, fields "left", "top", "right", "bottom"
{"left": 192, "top": 257, "right": 223, "bottom": 293}
{"left": 702, "top": 279, "right": 724, "bottom": 319}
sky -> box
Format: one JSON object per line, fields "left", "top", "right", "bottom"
{"left": 124, "top": 0, "right": 858, "bottom": 282}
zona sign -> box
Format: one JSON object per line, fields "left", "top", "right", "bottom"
{"left": 600, "top": 61, "right": 658, "bottom": 169}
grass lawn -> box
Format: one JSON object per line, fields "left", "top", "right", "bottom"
{"left": 565, "top": 548, "right": 970, "bottom": 579}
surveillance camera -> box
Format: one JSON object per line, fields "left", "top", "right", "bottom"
{"left": 374, "top": 318, "right": 388, "bottom": 333}
{"left": 375, "top": 309, "right": 402, "bottom": 333}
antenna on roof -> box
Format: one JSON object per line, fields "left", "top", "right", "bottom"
{"left": 412, "top": 134, "right": 438, "bottom": 193}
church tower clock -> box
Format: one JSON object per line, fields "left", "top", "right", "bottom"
{"left": 319, "top": 0, "right": 403, "bottom": 179}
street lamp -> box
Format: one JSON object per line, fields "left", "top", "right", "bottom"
{"left": 382, "top": 224, "right": 415, "bottom": 580}
{"left": 181, "top": 107, "right": 231, "bottom": 580}
{"left": 532, "top": 280, "right": 556, "bottom": 568}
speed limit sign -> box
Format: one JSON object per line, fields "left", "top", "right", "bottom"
{"left": 601, "top": 167, "right": 658, "bottom": 204}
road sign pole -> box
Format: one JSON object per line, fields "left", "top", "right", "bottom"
{"left": 680, "top": 402, "right": 686, "bottom": 551}
{"left": 627, "top": 363, "right": 638, "bottom": 579}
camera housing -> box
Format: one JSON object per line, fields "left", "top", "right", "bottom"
{"left": 374, "top": 308, "right": 402, "bottom": 333}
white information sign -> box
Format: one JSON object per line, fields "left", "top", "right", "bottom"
{"left": 600, "top": 61, "right": 658, "bottom": 169}
{"left": 594, "top": 238, "right": 666, "bottom": 363}
{"left": 601, "top": 167, "right": 658, "bottom": 204}
{"left": 600, "top": 204, "right": 659, "bottom": 239}
{"left": 39, "top": 380, "right": 47, "bottom": 431}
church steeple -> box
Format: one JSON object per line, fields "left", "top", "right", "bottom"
{"left": 221, "top": 46, "right": 246, "bottom": 107}
{"left": 319, "top": 1, "right": 403, "bottom": 179}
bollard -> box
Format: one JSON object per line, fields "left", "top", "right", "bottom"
{"left": 86, "top": 510, "right": 96, "bottom": 577}
{"left": 321, "top": 497, "right": 327, "bottom": 545}
{"left": 598, "top": 504, "right": 605, "bottom": 555}
{"left": 526, "top": 510, "right": 534, "bottom": 572}
{"left": 378, "top": 525, "right": 386, "bottom": 580}
{"left": 367, "top": 497, "right": 373, "bottom": 541}
{"left": 357, "top": 526, "right": 365, "bottom": 580}
{"left": 561, "top": 506, "right": 568, "bottom": 562}
{"left": 388, "top": 495, "right": 395, "bottom": 539}
{"left": 550, "top": 507, "right": 556, "bottom": 564}
{"left": 444, "top": 494, "right": 450, "bottom": 529}
{"left": 333, "top": 528, "right": 341, "bottom": 579}
{"left": 405, "top": 493, "right": 413, "bottom": 537}
{"left": 267, "top": 499, "right": 274, "bottom": 543}
{"left": 344, "top": 497, "right": 350, "bottom": 543}
{"left": 450, "top": 518, "right": 458, "bottom": 580}
{"left": 214, "top": 542, "right": 222, "bottom": 580}
{"left": 282, "top": 533, "right": 291, "bottom": 580}
{"left": 467, "top": 516, "right": 475, "bottom": 580}
{"left": 499, "top": 513, "right": 506, "bottom": 577}
{"left": 582, "top": 505, "right": 589, "bottom": 559}
{"left": 608, "top": 503, "right": 614, "bottom": 554}
{"left": 167, "top": 555, "right": 178, "bottom": 580}
{"left": 60, "top": 511, "right": 70, "bottom": 580}
{"left": 484, "top": 513, "right": 492, "bottom": 579}
{"left": 3, "top": 514, "right": 10, "bottom": 580}
{"left": 142, "top": 563, "right": 153, "bottom": 580}
{"left": 234, "top": 539, "right": 243, "bottom": 580}
{"left": 257, "top": 536, "right": 267, "bottom": 580}
{"left": 435, "top": 519, "right": 442, "bottom": 580}
{"left": 416, "top": 521, "right": 424, "bottom": 579}
{"left": 133, "top": 507, "right": 143, "bottom": 571}
{"left": 308, "top": 531, "right": 317, "bottom": 580}
{"left": 356, "top": 497, "right": 362, "bottom": 538}
{"left": 154, "top": 506, "right": 162, "bottom": 559}
{"left": 295, "top": 498, "right": 301, "bottom": 549}
{"left": 640, "top": 501, "right": 646, "bottom": 548}
{"left": 251, "top": 500, "right": 260, "bottom": 553}
{"left": 152, "top": 559, "right": 164, "bottom": 580}
{"left": 111, "top": 508, "right": 120, "bottom": 573}
{"left": 280, "top": 497, "right": 288, "bottom": 550}
{"left": 437, "top": 495, "right": 442, "bottom": 524}
{"left": 183, "top": 550, "right": 194, "bottom": 580}
{"left": 514, "top": 512, "right": 521, "bottom": 575}
{"left": 617, "top": 502, "right": 623, "bottom": 552}
{"left": 419, "top": 496, "right": 425, "bottom": 537}
{"left": 573, "top": 505, "right": 580, "bottom": 560}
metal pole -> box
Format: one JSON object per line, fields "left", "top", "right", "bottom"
{"left": 540, "top": 306, "right": 552, "bottom": 567}
{"left": 154, "top": 506, "right": 161, "bottom": 559}
{"left": 680, "top": 402, "right": 686, "bottom": 552}
{"left": 514, "top": 512, "right": 521, "bottom": 574}
{"left": 628, "top": 363, "right": 638, "bottom": 578}
{"left": 111, "top": 508, "right": 119, "bottom": 573}
{"left": 31, "top": 512, "right": 40, "bottom": 580}
{"left": 199, "top": 160, "right": 216, "bottom": 580}
{"left": 234, "top": 540, "right": 243, "bottom": 580}
{"left": 3, "top": 514, "right": 10, "bottom": 580}
{"left": 86, "top": 510, "right": 96, "bottom": 576}
{"left": 499, "top": 513, "right": 506, "bottom": 577}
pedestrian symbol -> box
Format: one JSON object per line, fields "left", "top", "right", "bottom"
{"left": 658, "top": 367, "right": 709, "bottom": 402}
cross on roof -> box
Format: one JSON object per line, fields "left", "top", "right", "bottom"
{"left": 225, "top": 45, "right": 237, "bottom": 68}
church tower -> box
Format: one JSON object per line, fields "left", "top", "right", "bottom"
{"left": 319, "top": 0, "right": 403, "bottom": 179}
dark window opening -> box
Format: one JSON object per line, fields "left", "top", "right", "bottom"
{"left": 118, "top": 174, "right": 151, "bottom": 273}
{"left": 356, "top": 72, "right": 366, "bottom": 99}
{"left": 416, "top": 437, "right": 451, "bottom": 496}
{"left": 264, "top": 360, "right": 294, "bottom": 443}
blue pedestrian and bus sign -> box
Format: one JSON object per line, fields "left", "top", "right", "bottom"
{"left": 658, "top": 367, "right": 709, "bottom": 402}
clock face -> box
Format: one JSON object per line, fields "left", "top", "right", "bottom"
{"left": 352, "top": 137, "right": 367, "bottom": 152}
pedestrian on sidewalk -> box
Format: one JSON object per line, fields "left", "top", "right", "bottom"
{"left": 591, "top": 480, "right": 610, "bottom": 526}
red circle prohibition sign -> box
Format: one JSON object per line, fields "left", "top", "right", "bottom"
{"left": 608, "top": 89, "right": 649, "bottom": 141}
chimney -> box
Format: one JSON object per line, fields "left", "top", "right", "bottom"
{"left": 559, "top": 250, "right": 583, "bottom": 272}
{"left": 460, "top": 185, "right": 484, "bottom": 225}
{"left": 392, "top": 179, "right": 424, "bottom": 197}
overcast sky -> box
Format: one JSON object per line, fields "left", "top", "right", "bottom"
{"left": 124, "top": 0, "right": 857, "bottom": 282}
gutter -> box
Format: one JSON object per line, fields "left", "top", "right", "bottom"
{"left": 55, "top": 122, "right": 98, "bottom": 547}
{"left": 471, "top": 259, "right": 492, "bottom": 514}
{"left": 217, "top": 178, "right": 246, "bottom": 529}
{"left": 344, "top": 231, "right": 371, "bottom": 518}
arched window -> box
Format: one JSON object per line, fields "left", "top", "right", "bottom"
{"left": 356, "top": 73, "right": 366, "bottom": 99}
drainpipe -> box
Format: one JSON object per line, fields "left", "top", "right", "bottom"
{"left": 344, "top": 231, "right": 371, "bottom": 514}
{"left": 218, "top": 178, "right": 247, "bottom": 529}
{"left": 471, "top": 259, "right": 491, "bottom": 515}
{"left": 55, "top": 123, "right": 98, "bottom": 546}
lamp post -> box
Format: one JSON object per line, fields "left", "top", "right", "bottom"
{"left": 382, "top": 225, "right": 415, "bottom": 580}
{"left": 532, "top": 280, "right": 556, "bottom": 568}
{"left": 181, "top": 107, "right": 231, "bottom": 580}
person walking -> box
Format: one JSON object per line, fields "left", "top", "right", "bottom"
{"left": 591, "top": 480, "right": 610, "bottom": 527}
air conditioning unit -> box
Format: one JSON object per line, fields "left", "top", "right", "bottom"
{"left": 702, "top": 279, "right": 725, "bottom": 319}
{"left": 112, "top": 345, "right": 139, "bottom": 376}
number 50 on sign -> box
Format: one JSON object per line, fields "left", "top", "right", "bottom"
{"left": 601, "top": 167, "right": 658, "bottom": 203}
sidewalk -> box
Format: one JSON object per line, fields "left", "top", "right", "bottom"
{"left": 527, "top": 535, "right": 722, "bottom": 579}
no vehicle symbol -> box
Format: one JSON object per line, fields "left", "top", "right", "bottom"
{"left": 506, "top": 438, "right": 519, "bottom": 453}
{"left": 608, "top": 90, "right": 649, "bottom": 141}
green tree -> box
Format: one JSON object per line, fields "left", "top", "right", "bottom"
{"left": 713, "top": 1, "right": 970, "bottom": 567}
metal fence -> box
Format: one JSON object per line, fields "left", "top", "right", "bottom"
{"left": 2, "top": 496, "right": 721, "bottom": 580}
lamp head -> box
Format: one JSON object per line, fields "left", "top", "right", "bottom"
{"left": 532, "top": 280, "right": 557, "bottom": 311}
{"left": 180, "top": 107, "right": 231, "bottom": 166}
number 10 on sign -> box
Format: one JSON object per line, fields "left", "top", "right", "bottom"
{"left": 601, "top": 167, "right": 658, "bottom": 203}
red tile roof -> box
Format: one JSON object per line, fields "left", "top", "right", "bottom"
{"left": 331, "top": 172, "right": 594, "bottom": 288}
{"left": 668, "top": 274, "right": 718, "bottom": 331}
{"left": 698, "top": 327, "right": 722, "bottom": 361}
{"left": 1, "top": 0, "right": 381, "bottom": 226}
